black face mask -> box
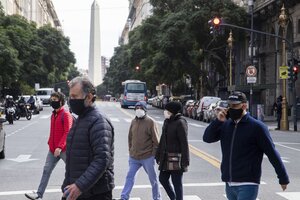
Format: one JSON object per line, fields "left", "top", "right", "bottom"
{"left": 50, "top": 101, "right": 61, "bottom": 110}
{"left": 69, "top": 98, "right": 86, "bottom": 115}
{"left": 228, "top": 108, "right": 243, "bottom": 121}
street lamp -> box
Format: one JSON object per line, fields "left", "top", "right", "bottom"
{"left": 278, "top": 4, "right": 289, "bottom": 131}
{"left": 227, "top": 30, "right": 234, "bottom": 89}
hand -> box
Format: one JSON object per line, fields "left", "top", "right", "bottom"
{"left": 54, "top": 148, "right": 62, "bottom": 157}
{"left": 64, "top": 184, "right": 81, "bottom": 200}
{"left": 216, "top": 107, "right": 228, "bottom": 122}
{"left": 281, "top": 184, "right": 288, "bottom": 191}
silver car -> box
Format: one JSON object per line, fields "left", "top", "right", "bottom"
{"left": 0, "top": 116, "right": 6, "bottom": 159}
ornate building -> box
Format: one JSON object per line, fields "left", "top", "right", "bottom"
{"left": 0, "top": 0, "right": 61, "bottom": 28}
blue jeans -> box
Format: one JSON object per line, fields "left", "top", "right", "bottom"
{"left": 159, "top": 170, "right": 183, "bottom": 200}
{"left": 37, "top": 151, "right": 66, "bottom": 198}
{"left": 225, "top": 183, "right": 259, "bottom": 200}
{"left": 121, "top": 156, "right": 161, "bottom": 200}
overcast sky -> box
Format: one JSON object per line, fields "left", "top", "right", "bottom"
{"left": 52, "top": 0, "right": 129, "bottom": 69}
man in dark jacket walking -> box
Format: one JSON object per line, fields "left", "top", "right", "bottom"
{"left": 203, "top": 91, "right": 289, "bottom": 200}
{"left": 62, "top": 76, "right": 114, "bottom": 200}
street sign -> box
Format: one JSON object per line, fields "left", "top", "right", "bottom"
{"left": 279, "top": 65, "right": 288, "bottom": 79}
{"left": 246, "top": 65, "right": 257, "bottom": 77}
{"left": 247, "top": 77, "right": 257, "bottom": 83}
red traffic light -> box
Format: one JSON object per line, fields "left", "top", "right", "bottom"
{"left": 293, "top": 66, "right": 299, "bottom": 73}
{"left": 212, "top": 17, "right": 221, "bottom": 26}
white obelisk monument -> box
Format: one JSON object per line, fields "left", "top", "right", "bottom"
{"left": 88, "top": 0, "right": 102, "bottom": 86}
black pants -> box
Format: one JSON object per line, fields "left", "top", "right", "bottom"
{"left": 277, "top": 113, "right": 281, "bottom": 129}
{"left": 159, "top": 170, "right": 183, "bottom": 200}
{"left": 61, "top": 190, "right": 112, "bottom": 200}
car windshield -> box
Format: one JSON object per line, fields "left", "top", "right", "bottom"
{"left": 126, "top": 83, "right": 145, "bottom": 92}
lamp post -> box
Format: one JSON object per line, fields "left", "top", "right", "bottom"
{"left": 278, "top": 4, "right": 289, "bottom": 131}
{"left": 248, "top": 0, "right": 254, "bottom": 114}
{"left": 227, "top": 30, "right": 234, "bottom": 89}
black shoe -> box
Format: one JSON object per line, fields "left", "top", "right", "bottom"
{"left": 275, "top": 128, "right": 280, "bottom": 130}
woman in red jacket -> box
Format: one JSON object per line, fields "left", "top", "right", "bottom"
{"left": 25, "top": 92, "right": 73, "bottom": 200}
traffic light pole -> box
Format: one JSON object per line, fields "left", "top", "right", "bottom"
{"left": 219, "top": 22, "right": 298, "bottom": 131}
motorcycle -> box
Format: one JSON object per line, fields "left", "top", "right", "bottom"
{"left": 15, "top": 103, "right": 32, "bottom": 120}
{"left": 6, "top": 106, "right": 15, "bottom": 124}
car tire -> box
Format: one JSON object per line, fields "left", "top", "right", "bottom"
{"left": 0, "top": 143, "right": 5, "bottom": 159}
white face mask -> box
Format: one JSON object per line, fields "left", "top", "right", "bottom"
{"left": 135, "top": 109, "right": 146, "bottom": 118}
{"left": 164, "top": 110, "right": 171, "bottom": 119}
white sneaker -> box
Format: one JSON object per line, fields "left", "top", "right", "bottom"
{"left": 25, "top": 191, "right": 42, "bottom": 200}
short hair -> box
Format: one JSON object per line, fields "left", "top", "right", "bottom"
{"left": 51, "top": 92, "right": 65, "bottom": 105}
{"left": 69, "top": 76, "right": 96, "bottom": 102}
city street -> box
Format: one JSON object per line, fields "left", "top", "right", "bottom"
{"left": 0, "top": 101, "right": 299, "bottom": 200}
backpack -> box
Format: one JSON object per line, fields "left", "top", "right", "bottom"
{"left": 61, "top": 110, "right": 76, "bottom": 125}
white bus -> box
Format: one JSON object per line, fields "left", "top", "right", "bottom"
{"left": 120, "top": 80, "right": 147, "bottom": 108}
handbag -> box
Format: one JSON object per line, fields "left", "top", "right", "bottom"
{"left": 166, "top": 152, "right": 182, "bottom": 170}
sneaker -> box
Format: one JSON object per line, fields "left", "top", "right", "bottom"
{"left": 25, "top": 191, "right": 42, "bottom": 200}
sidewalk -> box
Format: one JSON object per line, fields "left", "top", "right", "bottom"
{"left": 262, "top": 115, "right": 300, "bottom": 132}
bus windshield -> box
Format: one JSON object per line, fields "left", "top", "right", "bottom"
{"left": 126, "top": 83, "right": 145, "bottom": 92}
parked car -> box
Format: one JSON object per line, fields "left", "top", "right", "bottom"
{"left": 182, "top": 100, "right": 195, "bottom": 117}
{"left": 209, "top": 100, "right": 229, "bottom": 121}
{"left": 196, "top": 96, "right": 221, "bottom": 121}
{"left": 0, "top": 116, "right": 6, "bottom": 159}
{"left": 203, "top": 103, "right": 217, "bottom": 123}
{"left": 191, "top": 100, "right": 200, "bottom": 119}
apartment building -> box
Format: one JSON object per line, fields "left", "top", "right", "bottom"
{"left": 119, "top": 0, "right": 152, "bottom": 45}
{"left": 0, "top": 0, "right": 60, "bottom": 28}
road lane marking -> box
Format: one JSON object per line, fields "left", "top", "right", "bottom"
{"left": 110, "top": 118, "right": 120, "bottom": 122}
{"left": 40, "top": 114, "right": 51, "bottom": 119}
{"left": 189, "top": 144, "right": 221, "bottom": 169}
{"left": 189, "top": 123, "right": 206, "bottom": 128}
{"left": 124, "top": 118, "right": 132, "bottom": 123}
{"left": 6, "top": 121, "right": 38, "bottom": 137}
{"left": 275, "top": 142, "right": 300, "bottom": 152}
{"left": 184, "top": 196, "right": 202, "bottom": 200}
{"left": 7, "top": 154, "right": 38, "bottom": 163}
{"left": 277, "top": 192, "right": 300, "bottom": 200}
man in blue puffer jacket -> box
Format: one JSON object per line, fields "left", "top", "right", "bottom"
{"left": 203, "top": 91, "right": 289, "bottom": 200}
{"left": 62, "top": 76, "right": 114, "bottom": 200}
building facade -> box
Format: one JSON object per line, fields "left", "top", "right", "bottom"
{"left": 227, "top": 0, "right": 300, "bottom": 115}
{"left": 0, "top": 0, "right": 61, "bottom": 28}
{"left": 119, "top": 0, "right": 152, "bottom": 45}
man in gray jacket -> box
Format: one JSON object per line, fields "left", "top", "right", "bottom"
{"left": 62, "top": 76, "right": 114, "bottom": 200}
{"left": 120, "top": 101, "right": 161, "bottom": 200}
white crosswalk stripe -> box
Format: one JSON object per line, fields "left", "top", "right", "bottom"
{"left": 189, "top": 123, "right": 206, "bottom": 128}
{"left": 110, "top": 117, "right": 120, "bottom": 122}
{"left": 277, "top": 192, "right": 300, "bottom": 200}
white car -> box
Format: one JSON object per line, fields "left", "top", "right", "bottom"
{"left": 196, "top": 96, "right": 221, "bottom": 121}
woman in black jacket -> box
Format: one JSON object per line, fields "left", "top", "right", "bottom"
{"left": 155, "top": 101, "right": 189, "bottom": 200}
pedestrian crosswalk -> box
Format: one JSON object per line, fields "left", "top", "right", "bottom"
{"left": 34, "top": 114, "right": 206, "bottom": 128}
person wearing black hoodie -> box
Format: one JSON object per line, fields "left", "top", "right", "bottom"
{"left": 155, "top": 101, "right": 189, "bottom": 200}
{"left": 203, "top": 91, "right": 289, "bottom": 200}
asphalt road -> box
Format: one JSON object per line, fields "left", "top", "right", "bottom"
{"left": 0, "top": 102, "right": 299, "bottom": 200}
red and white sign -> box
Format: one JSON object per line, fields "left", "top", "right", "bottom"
{"left": 246, "top": 65, "right": 257, "bottom": 77}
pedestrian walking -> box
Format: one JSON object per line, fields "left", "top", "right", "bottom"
{"left": 25, "top": 92, "right": 73, "bottom": 200}
{"left": 120, "top": 101, "right": 161, "bottom": 200}
{"left": 61, "top": 76, "right": 114, "bottom": 200}
{"left": 155, "top": 101, "right": 189, "bottom": 200}
{"left": 203, "top": 91, "right": 289, "bottom": 200}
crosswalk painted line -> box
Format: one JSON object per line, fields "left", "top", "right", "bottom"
{"left": 189, "top": 123, "right": 205, "bottom": 128}
{"left": 184, "top": 195, "right": 202, "bottom": 200}
{"left": 277, "top": 192, "right": 300, "bottom": 200}
{"left": 110, "top": 117, "right": 120, "bottom": 122}
{"left": 124, "top": 118, "right": 133, "bottom": 123}
{"left": 40, "top": 114, "right": 51, "bottom": 119}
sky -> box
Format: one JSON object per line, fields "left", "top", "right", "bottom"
{"left": 52, "top": 0, "right": 129, "bottom": 69}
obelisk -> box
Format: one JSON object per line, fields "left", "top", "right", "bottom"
{"left": 88, "top": 0, "right": 102, "bottom": 86}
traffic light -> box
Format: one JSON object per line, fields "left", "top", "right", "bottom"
{"left": 208, "top": 17, "right": 222, "bottom": 35}
{"left": 292, "top": 65, "right": 299, "bottom": 81}
{"left": 288, "top": 65, "right": 294, "bottom": 81}
{"left": 135, "top": 65, "right": 140, "bottom": 71}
